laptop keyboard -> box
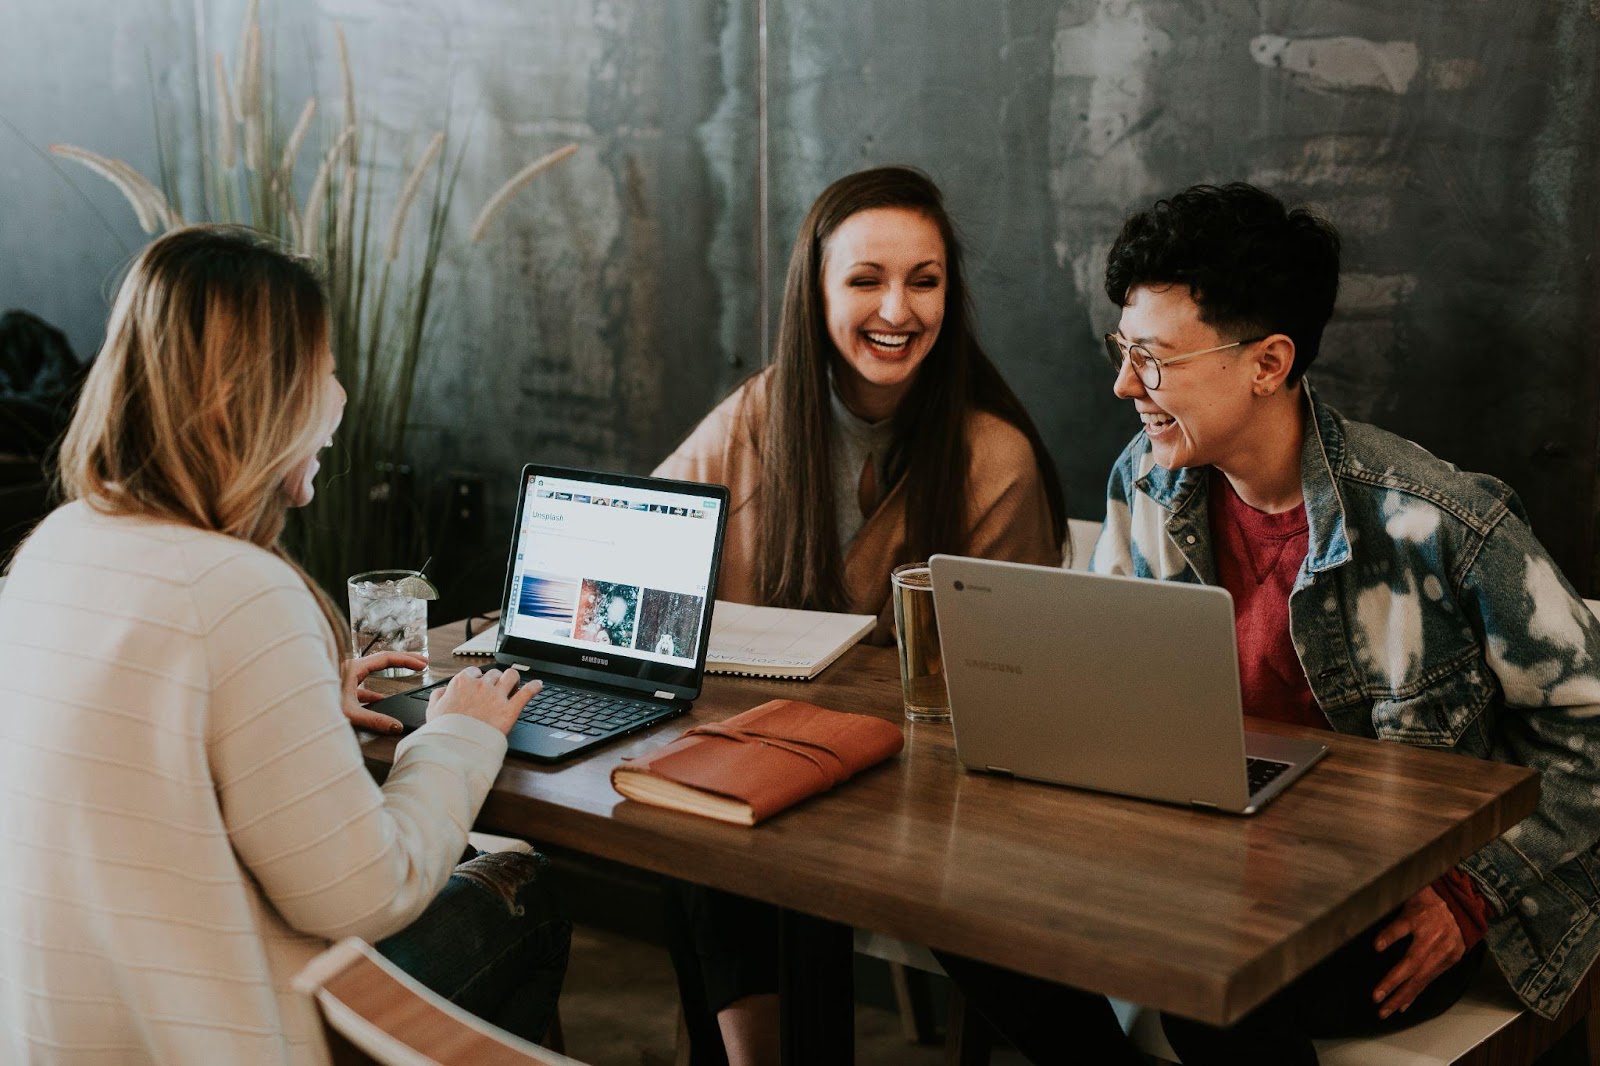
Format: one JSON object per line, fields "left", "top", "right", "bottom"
{"left": 1246, "top": 757, "right": 1292, "bottom": 795}
{"left": 406, "top": 675, "right": 663, "bottom": 737}
{"left": 516, "top": 683, "right": 662, "bottom": 736}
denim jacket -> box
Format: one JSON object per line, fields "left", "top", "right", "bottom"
{"left": 1091, "top": 383, "right": 1600, "bottom": 1018}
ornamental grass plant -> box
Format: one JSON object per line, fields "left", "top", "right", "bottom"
{"left": 50, "top": 1, "right": 576, "bottom": 599}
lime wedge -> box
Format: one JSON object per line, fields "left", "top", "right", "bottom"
{"left": 396, "top": 574, "right": 440, "bottom": 600}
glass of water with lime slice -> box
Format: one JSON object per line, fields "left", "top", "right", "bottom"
{"left": 347, "top": 569, "right": 438, "bottom": 676}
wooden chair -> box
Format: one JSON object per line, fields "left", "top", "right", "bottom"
{"left": 294, "top": 937, "right": 586, "bottom": 1066}
{"left": 468, "top": 831, "right": 535, "bottom": 856}
{"left": 1064, "top": 518, "right": 1102, "bottom": 571}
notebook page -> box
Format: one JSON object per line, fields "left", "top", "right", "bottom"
{"left": 708, "top": 601, "right": 874, "bottom": 670}
{"left": 451, "top": 623, "right": 500, "bottom": 656}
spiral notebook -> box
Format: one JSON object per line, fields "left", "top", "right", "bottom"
{"left": 453, "top": 601, "right": 875, "bottom": 681}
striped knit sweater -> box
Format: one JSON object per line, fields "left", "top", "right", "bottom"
{"left": 0, "top": 502, "right": 508, "bottom": 1064}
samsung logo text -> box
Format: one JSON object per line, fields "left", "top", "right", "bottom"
{"left": 964, "top": 658, "right": 1023, "bottom": 675}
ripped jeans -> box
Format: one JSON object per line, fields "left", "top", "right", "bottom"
{"left": 375, "top": 849, "right": 571, "bottom": 1043}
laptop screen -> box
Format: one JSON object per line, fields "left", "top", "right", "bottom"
{"left": 497, "top": 468, "right": 727, "bottom": 694}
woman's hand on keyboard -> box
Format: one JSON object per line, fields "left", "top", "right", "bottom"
{"left": 427, "top": 666, "right": 542, "bottom": 735}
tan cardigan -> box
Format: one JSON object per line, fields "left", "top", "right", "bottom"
{"left": 654, "top": 370, "right": 1062, "bottom": 643}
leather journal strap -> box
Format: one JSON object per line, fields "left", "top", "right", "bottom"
{"left": 681, "top": 722, "right": 848, "bottom": 786}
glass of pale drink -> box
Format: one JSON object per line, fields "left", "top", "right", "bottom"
{"left": 891, "top": 562, "right": 948, "bottom": 722}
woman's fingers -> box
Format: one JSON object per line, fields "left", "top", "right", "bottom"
{"left": 352, "top": 650, "right": 429, "bottom": 678}
{"left": 345, "top": 705, "right": 405, "bottom": 735}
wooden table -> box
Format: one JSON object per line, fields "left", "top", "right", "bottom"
{"left": 362, "top": 619, "right": 1538, "bottom": 1060}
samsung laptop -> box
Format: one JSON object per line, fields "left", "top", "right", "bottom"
{"left": 929, "top": 556, "right": 1327, "bottom": 815}
{"left": 372, "top": 465, "right": 729, "bottom": 762}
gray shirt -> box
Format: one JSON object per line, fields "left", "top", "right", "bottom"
{"left": 829, "top": 387, "right": 896, "bottom": 552}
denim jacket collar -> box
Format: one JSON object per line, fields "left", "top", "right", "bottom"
{"left": 1134, "top": 383, "right": 1353, "bottom": 579}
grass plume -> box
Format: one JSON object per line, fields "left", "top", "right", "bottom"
{"left": 299, "top": 126, "right": 351, "bottom": 253}
{"left": 48, "top": 145, "right": 171, "bottom": 233}
{"left": 212, "top": 53, "right": 236, "bottom": 169}
{"left": 280, "top": 97, "right": 316, "bottom": 181}
{"left": 384, "top": 131, "right": 445, "bottom": 263}
{"left": 240, "top": 24, "right": 263, "bottom": 172}
{"left": 469, "top": 142, "right": 579, "bottom": 242}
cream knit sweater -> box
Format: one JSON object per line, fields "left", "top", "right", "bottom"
{"left": 0, "top": 502, "right": 509, "bottom": 1065}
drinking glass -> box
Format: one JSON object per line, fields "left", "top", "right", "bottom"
{"left": 891, "top": 562, "right": 949, "bottom": 722}
{"left": 347, "top": 569, "right": 429, "bottom": 677}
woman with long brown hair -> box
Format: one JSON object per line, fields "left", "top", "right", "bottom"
{"left": 659, "top": 165, "right": 1063, "bottom": 642}
{"left": 0, "top": 226, "right": 568, "bottom": 1063}
{"left": 655, "top": 166, "right": 1065, "bottom": 1065}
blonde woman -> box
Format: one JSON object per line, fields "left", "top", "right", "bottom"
{"left": 0, "top": 227, "right": 568, "bottom": 1064}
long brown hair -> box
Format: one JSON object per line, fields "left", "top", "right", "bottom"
{"left": 756, "top": 166, "right": 1065, "bottom": 610}
{"left": 57, "top": 225, "right": 346, "bottom": 652}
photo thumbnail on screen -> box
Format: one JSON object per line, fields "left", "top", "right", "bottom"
{"left": 573, "top": 579, "right": 641, "bottom": 648}
{"left": 635, "top": 589, "right": 706, "bottom": 659}
{"left": 515, "top": 573, "right": 581, "bottom": 641}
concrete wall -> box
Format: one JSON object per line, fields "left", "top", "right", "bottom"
{"left": 4, "top": 0, "right": 1598, "bottom": 589}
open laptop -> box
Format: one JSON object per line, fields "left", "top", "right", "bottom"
{"left": 929, "top": 556, "right": 1327, "bottom": 814}
{"left": 371, "top": 465, "right": 729, "bottom": 762}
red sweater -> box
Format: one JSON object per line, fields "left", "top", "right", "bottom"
{"left": 1209, "top": 471, "right": 1322, "bottom": 729}
{"left": 1209, "top": 471, "right": 1491, "bottom": 948}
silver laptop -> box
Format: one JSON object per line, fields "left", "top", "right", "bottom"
{"left": 929, "top": 556, "right": 1327, "bottom": 815}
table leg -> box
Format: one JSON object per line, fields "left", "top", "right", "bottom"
{"left": 778, "top": 908, "right": 853, "bottom": 1066}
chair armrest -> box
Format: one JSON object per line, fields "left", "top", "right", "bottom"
{"left": 295, "top": 937, "right": 583, "bottom": 1065}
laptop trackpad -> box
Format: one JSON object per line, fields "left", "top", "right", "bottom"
{"left": 1244, "top": 730, "right": 1327, "bottom": 767}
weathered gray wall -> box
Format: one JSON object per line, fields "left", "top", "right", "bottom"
{"left": 4, "top": 0, "right": 1598, "bottom": 589}
{"left": 767, "top": 0, "right": 1600, "bottom": 589}
{"left": 0, "top": 0, "right": 198, "bottom": 361}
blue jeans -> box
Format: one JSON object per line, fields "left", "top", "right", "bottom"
{"left": 376, "top": 849, "right": 571, "bottom": 1043}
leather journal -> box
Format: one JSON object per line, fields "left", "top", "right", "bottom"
{"left": 609, "top": 699, "right": 904, "bottom": 825}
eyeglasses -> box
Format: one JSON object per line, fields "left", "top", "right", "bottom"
{"left": 1103, "top": 333, "right": 1267, "bottom": 390}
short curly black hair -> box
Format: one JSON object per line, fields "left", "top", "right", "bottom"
{"left": 1104, "top": 183, "right": 1341, "bottom": 384}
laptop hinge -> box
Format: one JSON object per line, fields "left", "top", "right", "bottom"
{"left": 985, "top": 765, "right": 1014, "bottom": 777}
{"left": 1190, "top": 799, "right": 1220, "bottom": 810}
{"left": 653, "top": 690, "right": 676, "bottom": 700}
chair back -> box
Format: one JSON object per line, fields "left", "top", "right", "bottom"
{"left": 294, "top": 938, "right": 585, "bottom": 1066}
{"left": 1065, "top": 518, "right": 1103, "bottom": 571}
